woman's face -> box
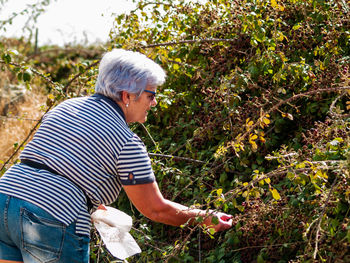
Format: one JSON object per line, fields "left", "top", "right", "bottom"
{"left": 126, "top": 86, "right": 157, "bottom": 123}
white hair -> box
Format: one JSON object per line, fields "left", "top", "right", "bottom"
{"left": 95, "top": 49, "right": 166, "bottom": 101}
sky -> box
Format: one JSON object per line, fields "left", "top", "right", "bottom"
{"left": 0, "top": 0, "right": 136, "bottom": 46}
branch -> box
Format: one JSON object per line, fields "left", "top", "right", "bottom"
{"left": 164, "top": 225, "right": 198, "bottom": 263}
{"left": 167, "top": 59, "right": 199, "bottom": 70}
{"left": 0, "top": 107, "right": 50, "bottom": 171}
{"left": 0, "top": 115, "right": 40, "bottom": 122}
{"left": 26, "top": 47, "right": 102, "bottom": 60}
{"left": 149, "top": 153, "right": 207, "bottom": 164}
{"left": 163, "top": 163, "right": 340, "bottom": 260}
{"left": 329, "top": 85, "right": 350, "bottom": 118}
{"left": 0, "top": 60, "right": 60, "bottom": 89}
{"left": 131, "top": 226, "right": 183, "bottom": 261}
{"left": 140, "top": 123, "right": 158, "bottom": 148}
{"left": 229, "top": 241, "right": 307, "bottom": 253}
{"left": 130, "top": 1, "right": 174, "bottom": 14}
{"left": 313, "top": 176, "right": 339, "bottom": 259}
{"left": 141, "top": 38, "right": 241, "bottom": 49}
{"left": 63, "top": 60, "right": 100, "bottom": 94}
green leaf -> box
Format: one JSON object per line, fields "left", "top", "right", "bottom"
{"left": 23, "top": 71, "right": 32, "bottom": 82}
{"left": 257, "top": 254, "right": 265, "bottom": 263}
{"left": 17, "top": 72, "right": 23, "bottom": 81}
{"left": 1, "top": 53, "right": 11, "bottom": 64}
{"left": 208, "top": 228, "right": 216, "bottom": 235}
{"left": 211, "top": 216, "right": 219, "bottom": 225}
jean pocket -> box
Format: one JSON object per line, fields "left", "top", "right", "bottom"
{"left": 20, "top": 207, "right": 66, "bottom": 263}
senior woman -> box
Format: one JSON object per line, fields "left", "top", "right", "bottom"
{"left": 0, "top": 49, "right": 232, "bottom": 263}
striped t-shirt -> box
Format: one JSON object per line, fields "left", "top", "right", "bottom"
{"left": 0, "top": 93, "right": 155, "bottom": 236}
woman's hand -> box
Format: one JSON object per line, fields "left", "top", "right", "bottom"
{"left": 203, "top": 212, "right": 233, "bottom": 232}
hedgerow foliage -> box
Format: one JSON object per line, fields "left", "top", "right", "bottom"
{"left": 0, "top": 0, "right": 349, "bottom": 262}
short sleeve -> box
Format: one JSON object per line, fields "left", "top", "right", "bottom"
{"left": 117, "top": 134, "right": 155, "bottom": 185}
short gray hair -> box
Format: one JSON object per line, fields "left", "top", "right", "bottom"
{"left": 95, "top": 49, "right": 166, "bottom": 101}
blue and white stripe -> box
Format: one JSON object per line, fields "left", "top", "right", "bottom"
{"left": 0, "top": 93, "right": 155, "bottom": 236}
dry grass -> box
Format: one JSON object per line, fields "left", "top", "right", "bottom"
{"left": 0, "top": 88, "right": 46, "bottom": 164}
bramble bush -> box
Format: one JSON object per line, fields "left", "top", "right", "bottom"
{"left": 0, "top": 0, "right": 349, "bottom": 262}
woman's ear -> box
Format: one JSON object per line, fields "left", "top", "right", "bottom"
{"left": 121, "top": 91, "right": 130, "bottom": 104}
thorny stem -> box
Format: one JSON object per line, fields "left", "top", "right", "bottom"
{"left": 0, "top": 59, "right": 60, "bottom": 88}
{"left": 230, "top": 241, "right": 308, "bottom": 253}
{"left": 149, "top": 153, "right": 206, "bottom": 164}
{"left": 141, "top": 38, "right": 245, "bottom": 53}
{"left": 0, "top": 115, "right": 40, "bottom": 122}
{"left": 63, "top": 60, "right": 100, "bottom": 95}
{"left": 329, "top": 87, "right": 350, "bottom": 118}
{"left": 313, "top": 176, "right": 339, "bottom": 260}
{"left": 164, "top": 224, "right": 199, "bottom": 263}
{"left": 130, "top": 226, "right": 183, "bottom": 261}
{"left": 140, "top": 123, "right": 159, "bottom": 149}
{"left": 0, "top": 108, "right": 50, "bottom": 171}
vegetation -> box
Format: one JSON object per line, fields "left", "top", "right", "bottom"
{"left": 0, "top": 0, "right": 349, "bottom": 262}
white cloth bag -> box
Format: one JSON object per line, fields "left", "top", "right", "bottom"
{"left": 91, "top": 205, "right": 141, "bottom": 260}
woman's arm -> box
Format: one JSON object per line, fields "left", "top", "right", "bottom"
{"left": 123, "top": 182, "right": 232, "bottom": 232}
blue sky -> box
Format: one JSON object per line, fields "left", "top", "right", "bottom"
{"left": 1, "top": 0, "right": 135, "bottom": 46}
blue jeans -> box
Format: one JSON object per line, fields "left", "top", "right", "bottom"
{"left": 0, "top": 193, "right": 90, "bottom": 263}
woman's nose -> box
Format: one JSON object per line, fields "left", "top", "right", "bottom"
{"left": 151, "top": 98, "right": 157, "bottom": 106}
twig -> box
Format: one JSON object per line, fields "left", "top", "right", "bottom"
{"left": 198, "top": 229, "right": 201, "bottom": 263}
{"left": 0, "top": 108, "right": 50, "bottom": 171}
{"left": 167, "top": 59, "right": 199, "bottom": 70}
{"left": 164, "top": 224, "right": 198, "bottom": 263}
{"left": 0, "top": 115, "right": 40, "bottom": 122}
{"left": 131, "top": 226, "right": 183, "bottom": 262}
{"left": 63, "top": 60, "right": 100, "bottom": 94}
{"left": 223, "top": 166, "right": 300, "bottom": 200}
{"left": 140, "top": 123, "right": 158, "bottom": 148}
{"left": 149, "top": 153, "right": 207, "bottom": 164}
{"left": 329, "top": 86, "right": 349, "bottom": 118}
{"left": 26, "top": 47, "right": 103, "bottom": 60}
{"left": 230, "top": 241, "right": 307, "bottom": 253}
{"left": 96, "top": 237, "right": 103, "bottom": 263}
{"left": 313, "top": 176, "right": 339, "bottom": 259}
{"left": 0, "top": 60, "right": 60, "bottom": 89}
{"left": 141, "top": 38, "right": 240, "bottom": 48}
{"left": 265, "top": 153, "right": 298, "bottom": 160}
{"left": 162, "top": 161, "right": 342, "bottom": 260}
{"left": 129, "top": 1, "right": 174, "bottom": 14}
